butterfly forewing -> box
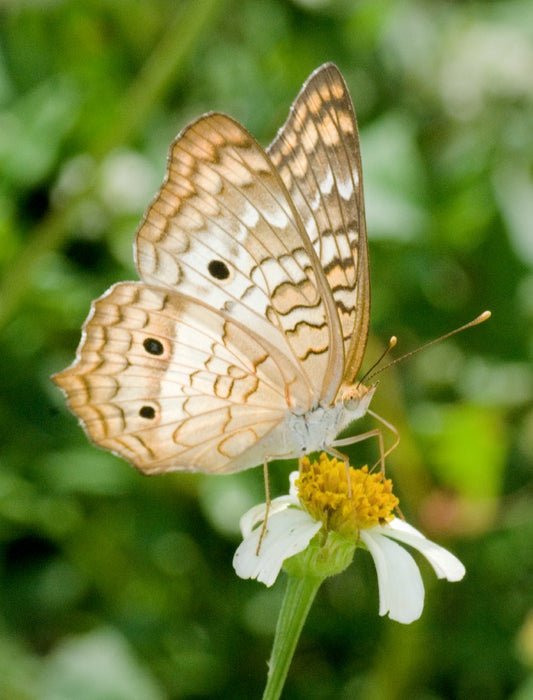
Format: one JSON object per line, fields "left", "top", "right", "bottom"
{"left": 54, "top": 282, "right": 310, "bottom": 474}
{"left": 135, "top": 113, "right": 343, "bottom": 403}
{"left": 268, "top": 63, "right": 370, "bottom": 388}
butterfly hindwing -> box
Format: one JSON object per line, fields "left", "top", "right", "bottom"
{"left": 54, "top": 283, "right": 309, "bottom": 474}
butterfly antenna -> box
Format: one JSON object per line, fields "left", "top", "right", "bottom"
{"left": 366, "top": 310, "right": 491, "bottom": 382}
{"left": 357, "top": 336, "right": 397, "bottom": 387}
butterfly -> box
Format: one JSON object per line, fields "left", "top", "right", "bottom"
{"left": 54, "top": 63, "right": 384, "bottom": 476}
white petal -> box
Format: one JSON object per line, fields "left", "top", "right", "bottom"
{"left": 360, "top": 530, "right": 425, "bottom": 624}
{"left": 233, "top": 509, "right": 321, "bottom": 587}
{"left": 288, "top": 471, "right": 300, "bottom": 498}
{"left": 238, "top": 495, "right": 298, "bottom": 537}
{"left": 380, "top": 519, "right": 466, "bottom": 582}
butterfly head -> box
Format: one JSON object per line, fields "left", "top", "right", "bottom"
{"left": 338, "top": 382, "right": 376, "bottom": 421}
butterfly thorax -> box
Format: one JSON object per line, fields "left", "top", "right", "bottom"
{"left": 283, "top": 384, "right": 376, "bottom": 457}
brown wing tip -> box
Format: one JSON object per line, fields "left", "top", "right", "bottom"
{"left": 51, "top": 365, "right": 78, "bottom": 392}
{"left": 51, "top": 368, "right": 67, "bottom": 389}
{"left": 310, "top": 62, "right": 342, "bottom": 78}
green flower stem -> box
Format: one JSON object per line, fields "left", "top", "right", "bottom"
{"left": 262, "top": 574, "right": 323, "bottom": 700}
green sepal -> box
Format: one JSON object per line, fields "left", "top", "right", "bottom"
{"left": 283, "top": 530, "right": 356, "bottom": 580}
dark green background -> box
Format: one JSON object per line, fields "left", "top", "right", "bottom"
{"left": 1, "top": 1, "right": 532, "bottom": 698}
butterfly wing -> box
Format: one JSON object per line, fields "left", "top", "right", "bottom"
{"left": 135, "top": 111, "right": 344, "bottom": 405}
{"left": 54, "top": 65, "right": 374, "bottom": 476}
{"left": 268, "top": 63, "right": 370, "bottom": 389}
{"left": 53, "top": 283, "right": 307, "bottom": 474}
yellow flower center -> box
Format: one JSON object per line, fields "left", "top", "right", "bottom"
{"left": 295, "top": 453, "right": 399, "bottom": 538}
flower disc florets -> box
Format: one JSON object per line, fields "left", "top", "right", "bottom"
{"left": 296, "top": 453, "right": 399, "bottom": 538}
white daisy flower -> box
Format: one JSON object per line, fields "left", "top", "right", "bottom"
{"left": 233, "top": 454, "right": 465, "bottom": 624}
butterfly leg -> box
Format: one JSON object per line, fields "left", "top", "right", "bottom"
{"left": 256, "top": 459, "right": 272, "bottom": 555}
{"left": 326, "top": 445, "right": 354, "bottom": 497}
{"left": 332, "top": 410, "right": 399, "bottom": 475}
{"left": 332, "top": 428, "right": 386, "bottom": 475}
{"left": 367, "top": 409, "right": 400, "bottom": 470}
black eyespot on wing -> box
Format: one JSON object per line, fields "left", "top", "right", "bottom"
{"left": 143, "top": 338, "right": 164, "bottom": 355}
{"left": 139, "top": 405, "right": 156, "bottom": 419}
{"left": 208, "top": 259, "right": 230, "bottom": 280}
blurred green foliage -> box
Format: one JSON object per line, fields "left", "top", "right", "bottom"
{"left": 1, "top": 0, "right": 532, "bottom": 698}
